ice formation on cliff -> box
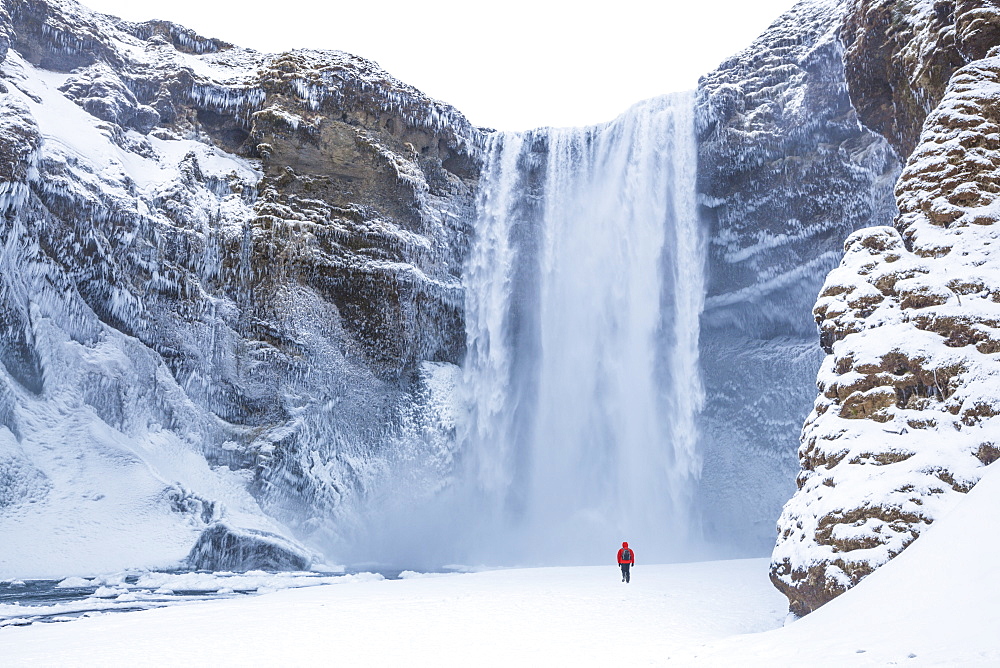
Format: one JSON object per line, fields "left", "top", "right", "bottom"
{"left": 695, "top": 0, "right": 900, "bottom": 553}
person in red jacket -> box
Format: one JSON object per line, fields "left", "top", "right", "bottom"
{"left": 617, "top": 541, "right": 635, "bottom": 583}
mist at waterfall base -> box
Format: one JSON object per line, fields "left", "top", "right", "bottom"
{"left": 342, "top": 93, "right": 712, "bottom": 570}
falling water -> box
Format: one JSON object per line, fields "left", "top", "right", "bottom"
{"left": 460, "top": 92, "right": 706, "bottom": 564}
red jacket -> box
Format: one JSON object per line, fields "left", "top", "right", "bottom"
{"left": 617, "top": 543, "right": 634, "bottom": 565}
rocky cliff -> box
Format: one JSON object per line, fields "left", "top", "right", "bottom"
{"left": 0, "top": 0, "right": 479, "bottom": 575}
{"left": 695, "top": 0, "right": 900, "bottom": 552}
{"left": 772, "top": 0, "right": 1000, "bottom": 616}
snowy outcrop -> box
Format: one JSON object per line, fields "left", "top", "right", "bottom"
{"left": 0, "top": 0, "right": 480, "bottom": 576}
{"left": 772, "top": 52, "right": 1000, "bottom": 616}
{"left": 694, "top": 0, "right": 900, "bottom": 551}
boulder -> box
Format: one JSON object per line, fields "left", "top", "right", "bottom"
{"left": 186, "top": 523, "right": 311, "bottom": 572}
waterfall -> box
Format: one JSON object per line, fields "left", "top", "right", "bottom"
{"left": 460, "top": 92, "right": 706, "bottom": 564}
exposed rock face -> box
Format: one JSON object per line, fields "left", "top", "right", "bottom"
{"left": 842, "top": 0, "right": 1000, "bottom": 158}
{"left": 956, "top": 0, "right": 1000, "bottom": 59}
{"left": 842, "top": 0, "right": 964, "bottom": 158}
{"left": 772, "top": 49, "right": 1000, "bottom": 616}
{"left": 695, "top": 0, "right": 900, "bottom": 550}
{"left": 0, "top": 0, "right": 479, "bottom": 574}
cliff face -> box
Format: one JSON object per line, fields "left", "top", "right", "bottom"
{"left": 5, "top": 0, "right": 994, "bottom": 585}
{"left": 0, "top": 0, "right": 479, "bottom": 574}
{"left": 842, "top": 0, "right": 964, "bottom": 158}
{"left": 772, "top": 0, "right": 1000, "bottom": 616}
{"left": 695, "top": 0, "right": 900, "bottom": 551}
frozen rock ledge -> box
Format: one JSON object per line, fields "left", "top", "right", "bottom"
{"left": 186, "top": 524, "right": 312, "bottom": 572}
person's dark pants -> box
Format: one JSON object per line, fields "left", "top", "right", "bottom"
{"left": 620, "top": 563, "right": 630, "bottom": 583}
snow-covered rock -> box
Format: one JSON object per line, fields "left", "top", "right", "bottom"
{"left": 772, "top": 50, "right": 1000, "bottom": 616}
{"left": 186, "top": 523, "right": 311, "bottom": 571}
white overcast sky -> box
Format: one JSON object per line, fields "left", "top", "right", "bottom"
{"left": 81, "top": 0, "right": 800, "bottom": 130}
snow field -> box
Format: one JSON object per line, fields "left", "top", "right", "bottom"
{"left": 0, "top": 558, "right": 785, "bottom": 666}
{"left": 6, "top": 463, "right": 1000, "bottom": 666}
{"left": 674, "top": 462, "right": 1000, "bottom": 666}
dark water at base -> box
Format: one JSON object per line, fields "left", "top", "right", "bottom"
{"left": 0, "top": 578, "right": 251, "bottom": 627}
{"left": 0, "top": 566, "right": 454, "bottom": 627}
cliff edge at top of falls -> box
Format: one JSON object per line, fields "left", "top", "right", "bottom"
{"left": 771, "top": 0, "right": 1000, "bottom": 617}
{"left": 0, "top": 0, "right": 480, "bottom": 576}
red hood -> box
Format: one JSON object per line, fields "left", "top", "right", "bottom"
{"left": 622, "top": 542, "right": 628, "bottom": 548}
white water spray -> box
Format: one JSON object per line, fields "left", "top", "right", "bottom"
{"left": 460, "top": 92, "right": 706, "bottom": 564}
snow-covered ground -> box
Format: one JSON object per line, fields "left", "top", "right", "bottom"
{"left": 3, "top": 464, "right": 999, "bottom": 666}
{"left": 0, "top": 558, "right": 784, "bottom": 665}
{"left": 678, "top": 461, "right": 1000, "bottom": 666}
